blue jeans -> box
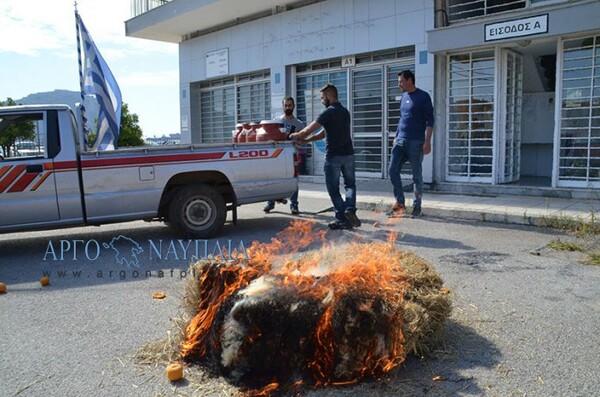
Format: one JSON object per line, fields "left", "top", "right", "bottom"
{"left": 389, "top": 140, "right": 424, "bottom": 208}
{"left": 324, "top": 154, "right": 356, "bottom": 222}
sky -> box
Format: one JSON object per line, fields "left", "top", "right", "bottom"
{"left": 0, "top": 0, "right": 179, "bottom": 138}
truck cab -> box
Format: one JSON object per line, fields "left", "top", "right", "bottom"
{"left": 0, "top": 106, "right": 80, "bottom": 229}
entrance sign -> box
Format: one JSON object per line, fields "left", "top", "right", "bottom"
{"left": 484, "top": 14, "right": 548, "bottom": 42}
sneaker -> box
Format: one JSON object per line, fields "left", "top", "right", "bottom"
{"left": 344, "top": 210, "right": 361, "bottom": 227}
{"left": 411, "top": 206, "right": 422, "bottom": 218}
{"left": 387, "top": 202, "right": 406, "bottom": 218}
{"left": 275, "top": 199, "right": 288, "bottom": 205}
{"left": 290, "top": 204, "right": 300, "bottom": 215}
{"left": 263, "top": 202, "right": 275, "bottom": 213}
{"left": 328, "top": 221, "right": 353, "bottom": 230}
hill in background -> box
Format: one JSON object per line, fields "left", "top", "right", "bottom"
{"left": 15, "top": 89, "right": 99, "bottom": 117}
{"left": 16, "top": 89, "right": 81, "bottom": 107}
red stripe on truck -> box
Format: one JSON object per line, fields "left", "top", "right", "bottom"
{"left": 0, "top": 165, "right": 11, "bottom": 179}
{"left": 0, "top": 165, "right": 26, "bottom": 193}
{"left": 47, "top": 161, "right": 78, "bottom": 170}
{"left": 31, "top": 172, "right": 53, "bottom": 191}
{"left": 8, "top": 172, "right": 39, "bottom": 193}
{"left": 81, "top": 152, "right": 227, "bottom": 168}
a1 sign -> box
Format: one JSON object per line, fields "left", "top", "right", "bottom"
{"left": 342, "top": 56, "right": 356, "bottom": 68}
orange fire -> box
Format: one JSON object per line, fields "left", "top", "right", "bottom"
{"left": 249, "top": 382, "right": 280, "bottom": 397}
{"left": 180, "top": 220, "right": 443, "bottom": 394}
{"left": 180, "top": 220, "right": 325, "bottom": 359}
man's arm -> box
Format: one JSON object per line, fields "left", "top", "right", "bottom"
{"left": 423, "top": 91, "right": 435, "bottom": 155}
{"left": 304, "top": 129, "right": 325, "bottom": 142}
{"left": 289, "top": 120, "right": 321, "bottom": 140}
{"left": 423, "top": 126, "right": 433, "bottom": 155}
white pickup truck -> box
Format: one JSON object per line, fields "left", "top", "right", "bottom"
{"left": 0, "top": 105, "right": 297, "bottom": 238}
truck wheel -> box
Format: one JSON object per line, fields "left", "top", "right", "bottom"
{"left": 169, "top": 184, "right": 226, "bottom": 238}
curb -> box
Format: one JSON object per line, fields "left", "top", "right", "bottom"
{"left": 300, "top": 182, "right": 596, "bottom": 228}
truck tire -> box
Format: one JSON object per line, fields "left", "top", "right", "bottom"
{"left": 169, "top": 184, "right": 226, "bottom": 238}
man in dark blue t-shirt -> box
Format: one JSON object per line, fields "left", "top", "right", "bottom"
{"left": 289, "top": 83, "right": 360, "bottom": 230}
{"left": 388, "top": 70, "right": 434, "bottom": 218}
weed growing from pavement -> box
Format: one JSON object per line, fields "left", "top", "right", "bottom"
{"left": 542, "top": 211, "right": 599, "bottom": 266}
{"left": 548, "top": 239, "right": 584, "bottom": 252}
{"left": 540, "top": 210, "right": 599, "bottom": 238}
{"left": 584, "top": 252, "right": 600, "bottom": 266}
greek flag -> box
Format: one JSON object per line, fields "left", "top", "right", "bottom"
{"left": 75, "top": 11, "right": 122, "bottom": 150}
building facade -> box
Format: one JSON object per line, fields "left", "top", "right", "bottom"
{"left": 428, "top": 0, "right": 599, "bottom": 194}
{"left": 126, "top": 0, "right": 599, "bottom": 197}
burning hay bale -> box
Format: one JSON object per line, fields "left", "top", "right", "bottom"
{"left": 217, "top": 277, "right": 325, "bottom": 388}
{"left": 179, "top": 221, "right": 452, "bottom": 393}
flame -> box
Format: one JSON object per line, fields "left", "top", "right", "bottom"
{"left": 247, "top": 382, "right": 279, "bottom": 397}
{"left": 180, "top": 221, "right": 324, "bottom": 359}
{"left": 299, "top": 241, "right": 410, "bottom": 384}
{"left": 179, "top": 259, "right": 270, "bottom": 358}
{"left": 180, "top": 220, "right": 440, "bottom": 394}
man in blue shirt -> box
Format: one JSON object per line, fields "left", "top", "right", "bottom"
{"left": 389, "top": 70, "right": 434, "bottom": 218}
{"left": 289, "top": 83, "right": 360, "bottom": 230}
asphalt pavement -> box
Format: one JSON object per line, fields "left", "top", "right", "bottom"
{"left": 0, "top": 189, "right": 598, "bottom": 397}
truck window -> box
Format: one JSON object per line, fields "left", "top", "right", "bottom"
{"left": 0, "top": 112, "right": 46, "bottom": 160}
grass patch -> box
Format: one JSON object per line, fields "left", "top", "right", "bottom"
{"left": 548, "top": 239, "right": 584, "bottom": 252}
{"left": 540, "top": 211, "right": 599, "bottom": 238}
{"left": 542, "top": 212, "right": 599, "bottom": 266}
{"left": 583, "top": 252, "right": 600, "bottom": 266}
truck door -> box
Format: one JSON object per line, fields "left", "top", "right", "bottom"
{"left": 0, "top": 110, "right": 59, "bottom": 227}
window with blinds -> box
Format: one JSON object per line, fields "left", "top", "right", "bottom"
{"left": 558, "top": 35, "right": 600, "bottom": 186}
{"left": 296, "top": 72, "right": 348, "bottom": 122}
{"left": 198, "top": 88, "right": 235, "bottom": 143}
{"left": 191, "top": 71, "right": 270, "bottom": 143}
{"left": 236, "top": 71, "right": 271, "bottom": 124}
{"left": 447, "top": 0, "right": 526, "bottom": 23}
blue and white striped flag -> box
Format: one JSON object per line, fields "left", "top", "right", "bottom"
{"left": 75, "top": 11, "right": 122, "bottom": 150}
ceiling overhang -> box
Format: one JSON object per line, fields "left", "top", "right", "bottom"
{"left": 125, "top": 0, "right": 320, "bottom": 43}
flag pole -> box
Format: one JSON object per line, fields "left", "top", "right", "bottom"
{"left": 74, "top": 2, "right": 90, "bottom": 146}
{"left": 73, "top": 4, "right": 122, "bottom": 150}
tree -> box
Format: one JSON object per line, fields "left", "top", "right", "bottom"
{"left": 0, "top": 97, "right": 36, "bottom": 157}
{"left": 118, "top": 102, "right": 144, "bottom": 147}
{"left": 86, "top": 102, "right": 145, "bottom": 148}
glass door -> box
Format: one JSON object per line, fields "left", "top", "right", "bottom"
{"left": 447, "top": 50, "right": 495, "bottom": 182}
{"left": 352, "top": 67, "right": 384, "bottom": 177}
{"left": 351, "top": 63, "right": 414, "bottom": 178}
{"left": 296, "top": 71, "right": 347, "bottom": 175}
{"left": 497, "top": 49, "right": 523, "bottom": 184}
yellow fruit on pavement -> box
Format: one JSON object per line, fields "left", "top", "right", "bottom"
{"left": 0, "top": 283, "right": 6, "bottom": 293}
{"left": 40, "top": 277, "right": 50, "bottom": 287}
{"left": 166, "top": 363, "right": 184, "bottom": 381}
